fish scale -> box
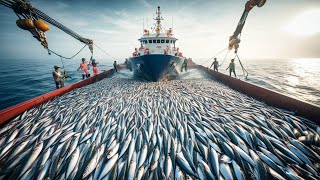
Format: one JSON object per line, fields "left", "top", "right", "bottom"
{"left": 0, "top": 77, "right": 319, "bottom": 180}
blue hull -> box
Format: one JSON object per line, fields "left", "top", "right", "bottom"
{"left": 129, "top": 54, "right": 185, "bottom": 81}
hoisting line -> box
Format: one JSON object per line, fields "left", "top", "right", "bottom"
{"left": 47, "top": 44, "right": 88, "bottom": 60}
{"left": 218, "top": 50, "right": 230, "bottom": 67}
{"left": 93, "top": 43, "right": 119, "bottom": 62}
{"left": 199, "top": 47, "right": 228, "bottom": 66}
{"left": 235, "top": 53, "right": 248, "bottom": 80}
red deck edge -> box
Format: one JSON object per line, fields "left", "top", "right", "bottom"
{"left": 198, "top": 65, "right": 320, "bottom": 124}
{"left": 0, "top": 69, "right": 114, "bottom": 126}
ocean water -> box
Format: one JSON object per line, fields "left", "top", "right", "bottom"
{"left": 218, "top": 58, "right": 320, "bottom": 106}
{"left": 0, "top": 58, "right": 113, "bottom": 110}
{"left": 0, "top": 58, "right": 319, "bottom": 110}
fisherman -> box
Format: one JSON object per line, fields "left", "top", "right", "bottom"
{"left": 77, "top": 58, "right": 90, "bottom": 79}
{"left": 226, "top": 59, "right": 236, "bottom": 77}
{"left": 52, "top": 65, "right": 64, "bottom": 89}
{"left": 91, "top": 59, "right": 99, "bottom": 75}
{"left": 113, "top": 61, "right": 118, "bottom": 72}
{"left": 181, "top": 57, "right": 188, "bottom": 72}
{"left": 125, "top": 58, "right": 132, "bottom": 71}
{"left": 210, "top": 58, "right": 219, "bottom": 72}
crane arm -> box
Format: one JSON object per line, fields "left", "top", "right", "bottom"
{"left": 229, "top": 0, "right": 267, "bottom": 53}
{"left": 0, "top": 0, "right": 93, "bottom": 53}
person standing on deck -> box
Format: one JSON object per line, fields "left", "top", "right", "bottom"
{"left": 210, "top": 58, "right": 219, "bottom": 72}
{"left": 77, "top": 58, "right": 90, "bottom": 79}
{"left": 113, "top": 61, "right": 118, "bottom": 72}
{"left": 181, "top": 57, "right": 188, "bottom": 72}
{"left": 91, "top": 59, "right": 99, "bottom": 75}
{"left": 52, "top": 65, "right": 64, "bottom": 89}
{"left": 226, "top": 59, "right": 236, "bottom": 77}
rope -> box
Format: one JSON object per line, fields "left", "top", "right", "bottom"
{"left": 235, "top": 53, "right": 248, "bottom": 80}
{"left": 57, "top": 52, "right": 73, "bottom": 81}
{"left": 219, "top": 50, "right": 230, "bottom": 67}
{"left": 0, "top": 0, "right": 90, "bottom": 44}
{"left": 93, "top": 43, "right": 119, "bottom": 61}
{"left": 47, "top": 45, "right": 87, "bottom": 80}
{"left": 199, "top": 47, "right": 228, "bottom": 65}
{"left": 59, "top": 56, "right": 65, "bottom": 69}
{"left": 47, "top": 44, "right": 87, "bottom": 59}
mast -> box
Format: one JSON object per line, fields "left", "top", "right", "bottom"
{"left": 154, "top": 6, "right": 163, "bottom": 35}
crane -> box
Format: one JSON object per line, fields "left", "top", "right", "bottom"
{"left": 0, "top": 0, "right": 93, "bottom": 54}
{"left": 229, "top": 0, "right": 267, "bottom": 53}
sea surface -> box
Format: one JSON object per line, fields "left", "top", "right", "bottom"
{"left": 0, "top": 58, "right": 319, "bottom": 110}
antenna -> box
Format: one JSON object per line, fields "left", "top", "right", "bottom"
{"left": 172, "top": 16, "right": 173, "bottom": 30}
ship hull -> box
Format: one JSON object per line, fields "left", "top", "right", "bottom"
{"left": 129, "top": 54, "right": 185, "bottom": 81}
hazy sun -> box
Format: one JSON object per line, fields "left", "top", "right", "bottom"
{"left": 285, "top": 9, "right": 320, "bottom": 37}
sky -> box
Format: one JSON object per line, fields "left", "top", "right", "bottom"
{"left": 0, "top": 0, "right": 319, "bottom": 63}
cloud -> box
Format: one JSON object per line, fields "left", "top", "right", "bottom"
{"left": 0, "top": 0, "right": 320, "bottom": 61}
{"left": 139, "top": 0, "right": 152, "bottom": 8}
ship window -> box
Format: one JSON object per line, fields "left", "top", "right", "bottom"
{"left": 166, "top": 40, "right": 169, "bottom": 43}
{"left": 153, "top": 39, "right": 156, "bottom": 43}
{"left": 145, "top": 40, "right": 148, "bottom": 44}
{"left": 170, "top": 40, "right": 173, "bottom": 43}
{"left": 161, "top": 39, "right": 165, "bottom": 43}
{"left": 157, "top": 40, "right": 160, "bottom": 43}
{"left": 149, "top": 40, "right": 152, "bottom": 43}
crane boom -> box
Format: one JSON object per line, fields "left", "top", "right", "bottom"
{"left": 229, "top": 0, "right": 267, "bottom": 53}
{"left": 0, "top": 0, "right": 93, "bottom": 53}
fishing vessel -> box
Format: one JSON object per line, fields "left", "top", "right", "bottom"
{"left": 129, "top": 6, "right": 185, "bottom": 81}
{"left": 1, "top": 1, "right": 320, "bottom": 179}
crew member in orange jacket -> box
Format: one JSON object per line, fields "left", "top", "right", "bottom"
{"left": 77, "top": 58, "right": 90, "bottom": 79}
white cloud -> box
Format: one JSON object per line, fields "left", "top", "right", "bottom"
{"left": 284, "top": 9, "right": 320, "bottom": 37}
{"left": 1, "top": 0, "right": 320, "bottom": 61}
{"left": 139, "top": 0, "right": 152, "bottom": 8}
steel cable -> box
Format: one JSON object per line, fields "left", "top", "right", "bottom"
{"left": 199, "top": 47, "right": 228, "bottom": 65}
{"left": 34, "top": 9, "right": 88, "bottom": 43}
{"left": 93, "top": 43, "right": 119, "bottom": 62}
{"left": 0, "top": 0, "right": 13, "bottom": 8}
{"left": 236, "top": 53, "right": 248, "bottom": 79}
{"left": 47, "top": 44, "right": 87, "bottom": 60}
{"left": 218, "top": 50, "right": 230, "bottom": 67}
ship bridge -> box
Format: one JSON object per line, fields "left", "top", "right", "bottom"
{"left": 137, "top": 32, "right": 179, "bottom": 55}
{"left": 132, "top": 6, "right": 183, "bottom": 57}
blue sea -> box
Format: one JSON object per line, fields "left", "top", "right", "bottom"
{"left": 0, "top": 58, "right": 319, "bottom": 110}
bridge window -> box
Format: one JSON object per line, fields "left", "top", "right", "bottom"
{"left": 161, "top": 39, "right": 165, "bottom": 43}
{"left": 166, "top": 40, "right": 169, "bottom": 43}
{"left": 153, "top": 39, "right": 156, "bottom": 43}
{"left": 157, "top": 40, "right": 160, "bottom": 43}
{"left": 170, "top": 40, "right": 173, "bottom": 43}
{"left": 144, "top": 40, "right": 148, "bottom": 44}
{"left": 149, "top": 40, "right": 152, "bottom": 43}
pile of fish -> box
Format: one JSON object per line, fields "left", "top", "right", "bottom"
{"left": 0, "top": 76, "right": 319, "bottom": 180}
